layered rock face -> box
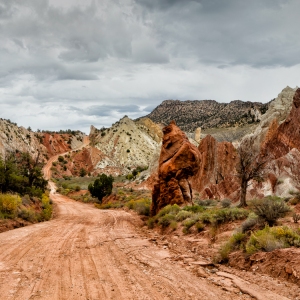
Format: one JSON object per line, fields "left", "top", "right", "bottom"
{"left": 151, "top": 121, "right": 201, "bottom": 215}
{"left": 254, "top": 88, "right": 300, "bottom": 197}
{"left": 241, "top": 86, "right": 296, "bottom": 153}
{"left": 261, "top": 88, "right": 300, "bottom": 159}
{"left": 192, "top": 135, "right": 239, "bottom": 200}
{"left": 0, "top": 118, "right": 47, "bottom": 160}
{"left": 90, "top": 116, "right": 160, "bottom": 175}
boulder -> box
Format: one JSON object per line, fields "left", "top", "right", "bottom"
{"left": 151, "top": 121, "right": 201, "bottom": 215}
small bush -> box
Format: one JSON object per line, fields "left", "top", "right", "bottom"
{"left": 221, "top": 199, "right": 231, "bottom": 208}
{"left": 75, "top": 185, "right": 80, "bottom": 192}
{"left": 175, "top": 210, "right": 192, "bottom": 222}
{"left": 170, "top": 220, "right": 178, "bottom": 230}
{"left": 183, "top": 218, "right": 197, "bottom": 230}
{"left": 147, "top": 217, "right": 155, "bottom": 229}
{"left": 197, "top": 199, "right": 217, "bottom": 206}
{"left": 219, "top": 232, "right": 246, "bottom": 261}
{"left": 156, "top": 204, "right": 180, "bottom": 218}
{"left": 158, "top": 214, "right": 175, "bottom": 228}
{"left": 58, "top": 156, "right": 64, "bottom": 162}
{"left": 252, "top": 197, "right": 290, "bottom": 226}
{"left": 240, "top": 213, "right": 259, "bottom": 233}
{"left": 195, "top": 222, "right": 205, "bottom": 232}
{"left": 0, "top": 194, "right": 22, "bottom": 218}
{"left": 293, "top": 213, "right": 300, "bottom": 223}
{"left": 183, "top": 205, "right": 205, "bottom": 213}
{"left": 246, "top": 226, "right": 300, "bottom": 255}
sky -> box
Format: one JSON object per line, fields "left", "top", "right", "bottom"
{"left": 1, "top": 0, "right": 300, "bottom": 133}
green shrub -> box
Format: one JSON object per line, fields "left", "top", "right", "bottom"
{"left": 221, "top": 199, "right": 231, "bottom": 208}
{"left": 197, "top": 208, "right": 249, "bottom": 226}
{"left": 88, "top": 174, "right": 114, "bottom": 202}
{"left": 170, "top": 220, "right": 178, "bottom": 230}
{"left": 219, "top": 232, "right": 246, "bottom": 261}
{"left": 18, "top": 207, "right": 37, "bottom": 222}
{"left": 197, "top": 199, "right": 217, "bottom": 206}
{"left": 40, "top": 193, "right": 52, "bottom": 221}
{"left": 147, "top": 217, "right": 155, "bottom": 229}
{"left": 158, "top": 214, "right": 175, "bottom": 228}
{"left": 240, "top": 213, "right": 259, "bottom": 233}
{"left": 183, "top": 205, "right": 205, "bottom": 213}
{"left": 246, "top": 226, "right": 300, "bottom": 255}
{"left": 175, "top": 210, "right": 192, "bottom": 222}
{"left": 195, "top": 222, "right": 205, "bottom": 232}
{"left": 156, "top": 204, "right": 180, "bottom": 218}
{"left": 126, "top": 198, "right": 151, "bottom": 216}
{"left": 183, "top": 218, "right": 197, "bottom": 230}
{"left": 75, "top": 185, "right": 80, "bottom": 192}
{"left": 252, "top": 197, "right": 290, "bottom": 226}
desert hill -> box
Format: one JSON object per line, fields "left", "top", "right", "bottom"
{"left": 88, "top": 116, "right": 161, "bottom": 175}
{"left": 0, "top": 118, "right": 86, "bottom": 163}
{"left": 145, "top": 98, "right": 270, "bottom": 132}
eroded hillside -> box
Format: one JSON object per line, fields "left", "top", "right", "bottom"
{"left": 89, "top": 116, "right": 161, "bottom": 175}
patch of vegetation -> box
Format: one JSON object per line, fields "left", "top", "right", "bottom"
{"left": 219, "top": 232, "right": 247, "bottom": 261}
{"left": 126, "top": 198, "right": 151, "bottom": 216}
{"left": 88, "top": 174, "right": 114, "bottom": 202}
{"left": 246, "top": 226, "right": 300, "bottom": 255}
{"left": 0, "top": 151, "right": 47, "bottom": 198}
{"left": 251, "top": 197, "right": 290, "bottom": 226}
{"left": 0, "top": 192, "right": 52, "bottom": 223}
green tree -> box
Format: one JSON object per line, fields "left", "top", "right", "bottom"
{"left": 0, "top": 151, "right": 47, "bottom": 197}
{"left": 88, "top": 174, "right": 114, "bottom": 202}
{"left": 79, "top": 168, "right": 87, "bottom": 177}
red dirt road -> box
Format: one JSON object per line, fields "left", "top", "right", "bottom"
{"left": 0, "top": 191, "right": 246, "bottom": 300}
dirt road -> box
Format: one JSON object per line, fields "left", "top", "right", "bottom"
{"left": 1, "top": 189, "right": 248, "bottom": 300}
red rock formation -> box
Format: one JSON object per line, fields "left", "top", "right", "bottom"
{"left": 192, "top": 135, "right": 239, "bottom": 200}
{"left": 151, "top": 121, "right": 201, "bottom": 215}
{"left": 42, "top": 133, "right": 72, "bottom": 156}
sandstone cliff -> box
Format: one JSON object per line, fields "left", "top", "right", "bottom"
{"left": 191, "top": 135, "right": 239, "bottom": 200}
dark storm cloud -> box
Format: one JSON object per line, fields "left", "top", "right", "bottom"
{"left": 136, "top": 0, "right": 300, "bottom": 68}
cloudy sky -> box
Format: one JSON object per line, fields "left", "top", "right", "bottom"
{"left": 1, "top": 0, "right": 300, "bottom": 133}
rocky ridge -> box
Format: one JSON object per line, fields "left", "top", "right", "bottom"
{"left": 0, "top": 118, "right": 86, "bottom": 164}
{"left": 146, "top": 99, "right": 270, "bottom": 132}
